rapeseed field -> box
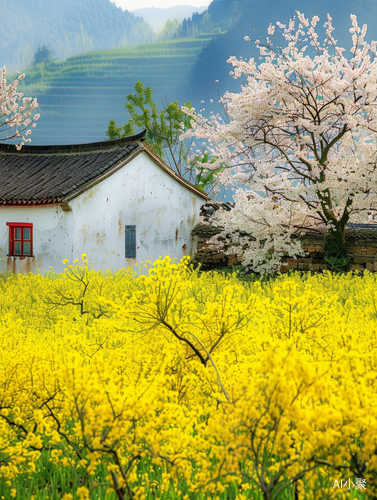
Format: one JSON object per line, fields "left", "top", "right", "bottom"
{"left": 0, "top": 256, "right": 375, "bottom": 499}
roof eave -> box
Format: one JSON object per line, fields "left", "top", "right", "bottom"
{"left": 0, "top": 130, "right": 147, "bottom": 155}
{"left": 139, "top": 144, "right": 209, "bottom": 200}
{"left": 0, "top": 199, "right": 64, "bottom": 207}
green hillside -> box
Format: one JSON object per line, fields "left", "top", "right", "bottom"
{"left": 1, "top": 0, "right": 154, "bottom": 72}
{"left": 16, "top": 38, "right": 213, "bottom": 145}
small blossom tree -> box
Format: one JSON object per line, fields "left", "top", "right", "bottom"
{"left": 182, "top": 12, "right": 377, "bottom": 273}
{"left": 0, "top": 67, "right": 40, "bottom": 150}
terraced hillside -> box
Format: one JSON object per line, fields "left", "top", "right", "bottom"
{"left": 17, "top": 38, "right": 212, "bottom": 145}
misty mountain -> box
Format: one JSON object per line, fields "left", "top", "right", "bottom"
{"left": 1, "top": 0, "right": 155, "bottom": 71}
{"left": 133, "top": 5, "right": 207, "bottom": 33}
{"left": 185, "top": 0, "right": 377, "bottom": 102}
{"left": 7, "top": 0, "right": 377, "bottom": 147}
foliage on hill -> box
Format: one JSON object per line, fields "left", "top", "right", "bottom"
{"left": 133, "top": 5, "right": 207, "bottom": 33}
{"left": 177, "top": 0, "right": 249, "bottom": 37}
{"left": 1, "top": 0, "right": 155, "bottom": 72}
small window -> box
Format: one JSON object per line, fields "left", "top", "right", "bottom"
{"left": 7, "top": 223, "right": 33, "bottom": 257}
{"left": 125, "top": 225, "right": 136, "bottom": 259}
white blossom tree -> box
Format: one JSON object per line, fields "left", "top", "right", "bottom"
{"left": 182, "top": 12, "right": 377, "bottom": 273}
{"left": 1, "top": 66, "right": 40, "bottom": 149}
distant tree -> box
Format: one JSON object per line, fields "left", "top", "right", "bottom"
{"left": 33, "top": 45, "right": 53, "bottom": 66}
{"left": 157, "top": 19, "right": 180, "bottom": 41}
{"left": 107, "top": 80, "right": 222, "bottom": 196}
{"left": 0, "top": 67, "right": 40, "bottom": 149}
{"left": 76, "top": 24, "right": 94, "bottom": 54}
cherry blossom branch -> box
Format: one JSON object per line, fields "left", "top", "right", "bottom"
{"left": 0, "top": 67, "right": 40, "bottom": 149}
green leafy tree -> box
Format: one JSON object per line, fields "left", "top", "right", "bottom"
{"left": 192, "top": 151, "right": 224, "bottom": 193}
{"left": 107, "top": 81, "right": 221, "bottom": 196}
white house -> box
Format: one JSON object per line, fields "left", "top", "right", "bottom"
{"left": 0, "top": 132, "right": 208, "bottom": 274}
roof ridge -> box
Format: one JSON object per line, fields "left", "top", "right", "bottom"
{"left": 0, "top": 130, "right": 146, "bottom": 155}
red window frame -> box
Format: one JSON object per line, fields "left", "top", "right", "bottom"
{"left": 6, "top": 222, "right": 33, "bottom": 257}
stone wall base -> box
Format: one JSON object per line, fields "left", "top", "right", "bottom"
{"left": 193, "top": 241, "right": 377, "bottom": 273}
{"left": 280, "top": 243, "right": 377, "bottom": 273}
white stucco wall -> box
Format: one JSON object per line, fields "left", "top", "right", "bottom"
{"left": 69, "top": 151, "right": 204, "bottom": 271}
{"left": 0, "top": 204, "right": 72, "bottom": 274}
{"left": 0, "top": 151, "right": 205, "bottom": 274}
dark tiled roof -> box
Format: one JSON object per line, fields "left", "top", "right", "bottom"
{"left": 0, "top": 133, "right": 145, "bottom": 205}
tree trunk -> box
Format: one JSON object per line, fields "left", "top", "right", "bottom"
{"left": 323, "top": 221, "right": 349, "bottom": 272}
{"left": 263, "top": 491, "right": 272, "bottom": 500}
{"left": 294, "top": 483, "right": 299, "bottom": 500}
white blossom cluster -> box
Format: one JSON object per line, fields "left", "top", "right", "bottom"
{"left": 0, "top": 67, "right": 40, "bottom": 149}
{"left": 181, "top": 12, "right": 377, "bottom": 273}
